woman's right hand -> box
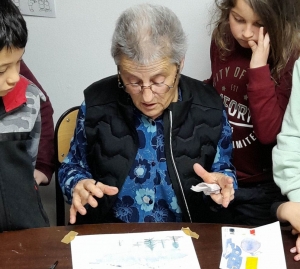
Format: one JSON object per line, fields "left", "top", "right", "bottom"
{"left": 69, "top": 179, "right": 119, "bottom": 224}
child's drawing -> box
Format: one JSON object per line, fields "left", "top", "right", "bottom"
{"left": 12, "top": 0, "right": 20, "bottom": 8}
{"left": 240, "top": 237, "right": 261, "bottom": 255}
{"left": 220, "top": 222, "right": 286, "bottom": 269}
{"left": 12, "top": 0, "right": 56, "bottom": 18}
{"left": 28, "top": 0, "right": 51, "bottom": 12}
{"left": 71, "top": 230, "right": 201, "bottom": 269}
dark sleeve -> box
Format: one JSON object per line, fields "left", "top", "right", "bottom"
{"left": 271, "top": 201, "right": 285, "bottom": 220}
{"left": 20, "top": 60, "right": 55, "bottom": 183}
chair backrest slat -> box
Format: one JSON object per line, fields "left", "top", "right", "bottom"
{"left": 54, "top": 106, "right": 80, "bottom": 226}
{"left": 57, "top": 110, "right": 79, "bottom": 163}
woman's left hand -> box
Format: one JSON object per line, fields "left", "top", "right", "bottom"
{"left": 193, "top": 163, "right": 234, "bottom": 208}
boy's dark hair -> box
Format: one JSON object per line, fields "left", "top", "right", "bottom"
{"left": 0, "top": 0, "right": 27, "bottom": 51}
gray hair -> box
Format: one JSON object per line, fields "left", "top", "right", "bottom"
{"left": 111, "top": 3, "right": 187, "bottom": 65}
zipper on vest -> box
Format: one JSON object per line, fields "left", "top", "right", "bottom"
{"left": 169, "top": 110, "right": 192, "bottom": 223}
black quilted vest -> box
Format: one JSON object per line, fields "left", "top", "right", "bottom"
{"left": 81, "top": 74, "right": 223, "bottom": 223}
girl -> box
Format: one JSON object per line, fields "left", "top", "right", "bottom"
{"left": 206, "top": 0, "right": 300, "bottom": 241}
{"left": 273, "top": 58, "right": 300, "bottom": 261}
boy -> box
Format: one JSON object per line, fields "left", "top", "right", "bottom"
{"left": 0, "top": 0, "right": 49, "bottom": 231}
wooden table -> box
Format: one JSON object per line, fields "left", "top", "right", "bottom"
{"left": 0, "top": 223, "right": 298, "bottom": 268}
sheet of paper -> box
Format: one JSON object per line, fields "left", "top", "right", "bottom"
{"left": 220, "top": 221, "right": 286, "bottom": 269}
{"left": 13, "top": 0, "right": 56, "bottom": 18}
{"left": 71, "top": 230, "right": 201, "bottom": 269}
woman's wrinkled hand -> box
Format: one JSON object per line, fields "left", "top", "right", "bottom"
{"left": 193, "top": 163, "right": 234, "bottom": 208}
{"left": 70, "top": 179, "right": 118, "bottom": 224}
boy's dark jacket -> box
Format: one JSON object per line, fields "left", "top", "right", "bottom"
{"left": 0, "top": 76, "right": 49, "bottom": 232}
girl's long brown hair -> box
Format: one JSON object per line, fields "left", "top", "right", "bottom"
{"left": 212, "top": 0, "right": 300, "bottom": 81}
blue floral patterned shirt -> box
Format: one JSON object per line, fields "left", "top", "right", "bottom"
{"left": 59, "top": 91, "right": 237, "bottom": 223}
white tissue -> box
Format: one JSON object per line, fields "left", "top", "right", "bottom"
{"left": 191, "top": 182, "right": 221, "bottom": 195}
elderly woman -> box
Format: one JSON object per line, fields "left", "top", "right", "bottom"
{"left": 59, "top": 3, "right": 236, "bottom": 224}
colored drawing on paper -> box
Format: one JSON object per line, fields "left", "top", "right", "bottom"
{"left": 219, "top": 222, "right": 287, "bottom": 269}
{"left": 71, "top": 230, "right": 201, "bottom": 269}
{"left": 241, "top": 237, "right": 261, "bottom": 255}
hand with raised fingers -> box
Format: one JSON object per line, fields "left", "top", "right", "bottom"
{"left": 69, "top": 179, "right": 118, "bottom": 224}
{"left": 249, "top": 27, "right": 270, "bottom": 69}
{"left": 193, "top": 163, "right": 234, "bottom": 208}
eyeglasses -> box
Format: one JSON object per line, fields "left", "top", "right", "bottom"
{"left": 118, "top": 64, "right": 180, "bottom": 95}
